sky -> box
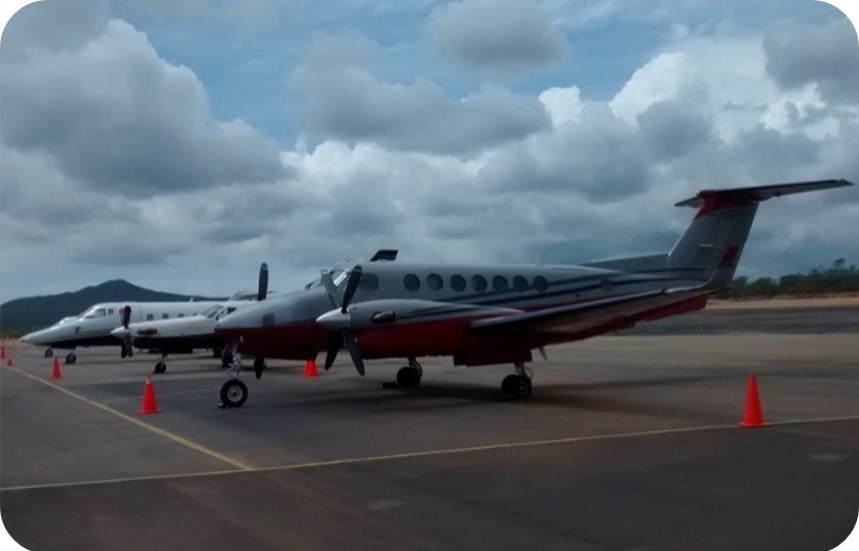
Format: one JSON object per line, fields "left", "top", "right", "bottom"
{"left": 0, "top": 0, "right": 858, "bottom": 303}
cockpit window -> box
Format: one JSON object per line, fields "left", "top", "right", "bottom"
{"left": 305, "top": 267, "right": 350, "bottom": 290}
{"left": 200, "top": 305, "right": 223, "bottom": 318}
{"left": 83, "top": 307, "right": 107, "bottom": 319}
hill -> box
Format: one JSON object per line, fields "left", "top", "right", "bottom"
{"left": 0, "top": 280, "right": 223, "bottom": 333}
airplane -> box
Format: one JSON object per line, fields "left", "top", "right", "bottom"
{"left": 109, "top": 252, "right": 399, "bottom": 374}
{"left": 212, "top": 179, "right": 853, "bottom": 408}
{"left": 21, "top": 299, "right": 232, "bottom": 364}
{"left": 110, "top": 264, "right": 271, "bottom": 374}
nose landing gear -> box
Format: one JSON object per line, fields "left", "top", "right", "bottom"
{"left": 219, "top": 351, "right": 248, "bottom": 408}
{"left": 44, "top": 348, "right": 53, "bottom": 358}
{"left": 64, "top": 352, "right": 77, "bottom": 365}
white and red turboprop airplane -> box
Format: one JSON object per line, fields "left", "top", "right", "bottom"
{"left": 213, "top": 179, "right": 853, "bottom": 408}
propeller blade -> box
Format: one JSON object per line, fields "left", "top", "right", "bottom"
{"left": 320, "top": 270, "right": 338, "bottom": 309}
{"left": 253, "top": 357, "right": 266, "bottom": 379}
{"left": 323, "top": 339, "right": 339, "bottom": 370}
{"left": 121, "top": 306, "right": 133, "bottom": 358}
{"left": 342, "top": 328, "right": 365, "bottom": 376}
{"left": 258, "top": 263, "right": 269, "bottom": 301}
{"left": 341, "top": 265, "right": 363, "bottom": 313}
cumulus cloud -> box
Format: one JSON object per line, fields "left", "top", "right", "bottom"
{"left": 289, "top": 34, "right": 550, "bottom": 154}
{"left": 764, "top": 18, "right": 859, "bottom": 104}
{"left": 427, "top": 0, "right": 568, "bottom": 73}
{"left": 1, "top": 15, "right": 287, "bottom": 198}
{"left": 2, "top": 4, "right": 859, "bottom": 303}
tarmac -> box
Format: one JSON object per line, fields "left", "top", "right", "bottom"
{"left": 1, "top": 305, "right": 858, "bottom": 550}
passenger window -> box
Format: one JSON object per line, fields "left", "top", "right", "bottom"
{"left": 146, "top": 314, "right": 154, "bottom": 321}
{"left": 404, "top": 274, "right": 421, "bottom": 292}
{"left": 472, "top": 275, "right": 487, "bottom": 292}
{"left": 360, "top": 274, "right": 379, "bottom": 292}
{"left": 534, "top": 276, "right": 549, "bottom": 293}
{"left": 492, "top": 276, "right": 508, "bottom": 291}
{"left": 178, "top": 313, "right": 185, "bottom": 318}
{"left": 108, "top": 308, "right": 114, "bottom": 315}
{"left": 450, "top": 275, "right": 466, "bottom": 292}
{"left": 513, "top": 276, "right": 528, "bottom": 292}
{"left": 427, "top": 273, "right": 443, "bottom": 291}
{"left": 162, "top": 314, "right": 169, "bottom": 319}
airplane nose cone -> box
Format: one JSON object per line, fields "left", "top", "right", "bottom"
{"left": 20, "top": 332, "right": 34, "bottom": 344}
{"left": 315, "top": 309, "right": 350, "bottom": 330}
{"left": 111, "top": 327, "right": 130, "bottom": 339}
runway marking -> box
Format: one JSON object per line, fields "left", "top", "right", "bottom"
{"left": 2, "top": 365, "right": 254, "bottom": 472}
{"left": 2, "top": 413, "right": 857, "bottom": 493}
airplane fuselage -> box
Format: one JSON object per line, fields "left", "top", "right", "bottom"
{"left": 21, "top": 301, "right": 227, "bottom": 350}
{"left": 217, "top": 259, "right": 709, "bottom": 365}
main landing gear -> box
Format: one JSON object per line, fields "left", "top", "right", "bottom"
{"left": 44, "top": 348, "right": 53, "bottom": 358}
{"left": 396, "top": 358, "right": 423, "bottom": 388}
{"left": 64, "top": 351, "right": 77, "bottom": 365}
{"left": 219, "top": 351, "right": 248, "bottom": 408}
{"left": 500, "top": 362, "right": 532, "bottom": 399}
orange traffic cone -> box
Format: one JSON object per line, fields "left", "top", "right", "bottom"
{"left": 0, "top": 346, "right": 6, "bottom": 359}
{"left": 6, "top": 357, "right": 12, "bottom": 367}
{"left": 139, "top": 375, "right": 161, "bottom": 415}
{"left": 51, "top": 357, "right": 62, "bottom": 380}
{"left": 738, "top": 373, "right": 768, "bottom": 427}
{"left": 304, "top": 359, "right": 318, "bottom": 378}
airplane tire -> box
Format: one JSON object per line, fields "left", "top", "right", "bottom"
{"left": 396, "top": 367, "right": 421, "bottom": 388}
{"left": 502, "top": 375, "right": 531, "bottom": 399}
{"left": 220, "top": 379, "right": 248, "bottom": 408}
{"left": 65, "top": 353, "right": 77, "bottom": 365}
{"left": 153, "top": 361, "right": 167, "bottom": 374}
{"left": 44, "top": 348, "right": 53, "bottom": 358}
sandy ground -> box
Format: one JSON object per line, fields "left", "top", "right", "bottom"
{"left": 707, "top": 296, "right": 859, "bottom": 310}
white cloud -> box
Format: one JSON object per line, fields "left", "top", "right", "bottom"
{"left": 539, "top": 86, "right": 585, "bottom": 126}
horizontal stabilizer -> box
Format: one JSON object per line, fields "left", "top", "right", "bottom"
{"left": 675, "top": 179, "right": 853, "bottom": 208}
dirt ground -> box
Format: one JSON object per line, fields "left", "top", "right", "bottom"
{"left": 707, "top": 296, "right": 859, "bottom": 310}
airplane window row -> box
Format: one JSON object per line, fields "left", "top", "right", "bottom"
{"left": 402, "top": 274, "right": 549, "bottom": 293}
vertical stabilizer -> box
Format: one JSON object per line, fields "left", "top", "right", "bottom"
{"left": 667, "top": 179, "right": 853, "bottom": 287}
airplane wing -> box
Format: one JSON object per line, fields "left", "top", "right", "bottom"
{"left": 469, "top": 285, "right": 714, "bottom": 340}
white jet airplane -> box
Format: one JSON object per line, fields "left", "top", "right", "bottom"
{"left": 20, "top": 264, "right": 279, "bottom": 364}
{"left": 110, "top": 264, "right": 272, "bottom": 373}
{"left": 20, "top": 300, "right": 230, "bottom": 364}
{"left": 212, "top": 179, "right": 853, "bottom": 408}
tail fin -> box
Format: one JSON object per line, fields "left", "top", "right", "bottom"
{"left": 667, "top": 179, "right": 853, "bottom": 288}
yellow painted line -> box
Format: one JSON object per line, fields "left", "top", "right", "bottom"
{"left": 2, "top": 365, "right": 254, "bottom": 472}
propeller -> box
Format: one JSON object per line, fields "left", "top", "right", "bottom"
{"left": 254, "top": 262, "right": 269, "bottom": 379}
{"left": 320, "top": 265, "right": 365, "bottom": 375}
{"left": 258, "top": 262, "right": 269, "bottom": 301}
{"left": 120, "top": 305, "right": 133, "bottom": 358}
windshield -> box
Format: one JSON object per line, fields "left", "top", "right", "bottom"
{"left": 200, "top": 304, "right": 224, "bottom": 318}
{"left": 82, "top": 307, "right": 107, "bottom": 319}
{"left": 305, "top": 267, "right": 350, "bottom": 290}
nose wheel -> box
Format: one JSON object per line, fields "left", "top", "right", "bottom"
{"left": 153, "top": 352, "right": 168, "bottom": 374}
{"left": 64, "top": 352, "right": 77, "bottom": 365}
{"left": 44, "top": 348, "right": 53, "bottom": 358}
{"left": 219, "top": 350, "right": 248, "bottom": 408}
{"left": 219, "top": 379, "right": 248, "bottom": 408}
